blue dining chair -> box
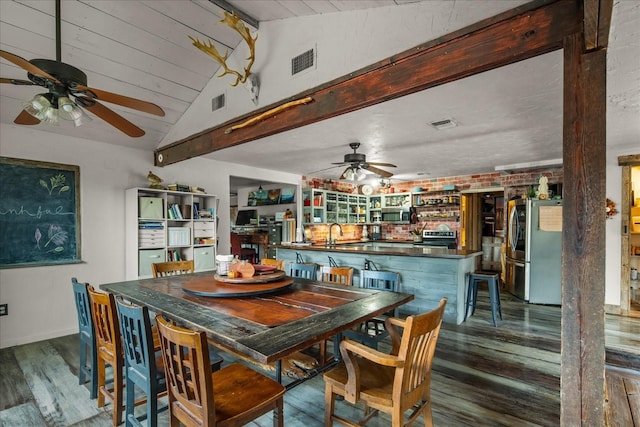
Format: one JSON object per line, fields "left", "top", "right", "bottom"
{"left": 342, "top": 270, "right": 401, "bottom": 349}
{"left": 288, "top": 262, "right": 318, "bottom": 279}
{"left": 116, "top": 299, "right": 168, "bottom": 427}
{"left": 71, "top": 277, "right": 98, "bottom": 399}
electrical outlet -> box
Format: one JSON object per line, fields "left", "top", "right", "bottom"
{"left": 0, "top": 304, "right": 7, "bottom": 316}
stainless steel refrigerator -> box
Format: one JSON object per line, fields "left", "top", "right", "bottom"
{"left": 505, "top": 198, "right": 563, "bottom": 304}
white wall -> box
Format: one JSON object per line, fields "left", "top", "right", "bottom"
{"left": 0, "top": 123, "right": 299, "bottom": 348}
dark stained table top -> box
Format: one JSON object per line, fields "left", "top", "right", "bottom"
{"left": 100, "top": 272, "right": 413, "bottom": 364}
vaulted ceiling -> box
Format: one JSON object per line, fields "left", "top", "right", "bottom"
{"left": 1, "top": 1, "right": 638, "bottom": 184}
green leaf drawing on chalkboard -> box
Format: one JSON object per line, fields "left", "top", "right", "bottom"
{"left": 43, "top": 224, "right": 68, "bottom": 249}
{"left": 49, "top": 246, "right": 64, "bottom": 253}
{"left": 40, "top": 173, "right": 67, "bottom": 196}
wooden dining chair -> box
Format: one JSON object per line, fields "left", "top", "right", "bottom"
{"left": 260, "top": 258, "right": 285, "bottom": 271}
{"left": 116, "top": 299, "right": 168, "bottom": 427}
{"left": 342, "top": 270, "right": 401, "bottom": 349}
{"left": 319, "top": 266, "right": 354, "bottom": 286}
{"left": 87, "top": 285, "right": 124, "bottom": 426}
{"left": 323, "top": 297, "right": 447, "bottom": 427}
{"left": 71, "top": 277, "right": 98, "bottom": 399}
{"left": 155, "top": 315, "right": 286, "bottom": 427}
{"left": 151, "top": 260, "right": 194, "bottom": 277}
{"left": 288, "top": 262, "right": 318, "bottom": 279}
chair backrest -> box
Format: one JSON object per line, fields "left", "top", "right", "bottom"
{"left": 260, "top": 258, "right": 285, "bottom": 271}
{"left": 152, "top": 260, "right": 194, "bottom": 278}
{"left": 360, "top": 270, "right": 400, "bottom": 316}
{"left": 155, "top": 314, "right": 215, "bottom": 426}
{"left": 389, "top": 297, "right": 447, "bottom": 409}
{"left": 288, "top": 262, "right": 318, "bottom": 279}
{"left": 319, "top": 266, "right": 354, "bottom": 286}
{"left": 87, "top": 285, "right": 122, "bottom": 361}
{"left": 116, "top": 299, "right": 161, "bottom": 387}
{"left": 72, "top": 277, "right": 94, "bottom": 342}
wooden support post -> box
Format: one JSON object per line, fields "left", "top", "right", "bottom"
{"left": 561, "top": 32, "right": 607, "bottom": 425}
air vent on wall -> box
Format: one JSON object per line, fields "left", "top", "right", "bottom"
{"left": 291, "top": 48, "right": 315, "bottom": 75}
{"left": 212, "top": 93, "right": 226, "bottom": 111}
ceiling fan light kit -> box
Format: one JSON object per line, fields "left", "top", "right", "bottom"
{"left": 333, "top": 142, "right": 397, "bottom": 180}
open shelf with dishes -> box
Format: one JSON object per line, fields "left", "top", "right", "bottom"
{"left": 412, "top": 190, "right": 460, "bottom": 222}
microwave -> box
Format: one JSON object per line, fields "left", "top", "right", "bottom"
{"left": 381, "top": 207, "right": 410, "bottom": 223}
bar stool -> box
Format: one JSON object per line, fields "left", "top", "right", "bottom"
{"left": 465, "top": 271, "right": 502, "bottom": 326}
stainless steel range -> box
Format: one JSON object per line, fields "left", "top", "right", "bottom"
{"left": 417, "top": 230, "right": 457, "bottom": 249}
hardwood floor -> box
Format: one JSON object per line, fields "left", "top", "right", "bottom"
{"left": 1, "top": 291, "right": 638, "bottom": 427}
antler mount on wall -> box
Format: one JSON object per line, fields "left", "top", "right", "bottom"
{"left": 190, "top": 12, "right": 259, "bottom": 104}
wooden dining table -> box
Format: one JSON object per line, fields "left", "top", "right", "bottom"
{"left": 100, "top": 271, "right": 413, "bottom": 384}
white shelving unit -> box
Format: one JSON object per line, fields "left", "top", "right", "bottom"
{"left": 126, "top": 188, "right": 217, "bottom": 279}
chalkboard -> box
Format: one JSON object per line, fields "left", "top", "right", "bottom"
{"left": 0, "top": 157, "right": 81, "bottom": 268}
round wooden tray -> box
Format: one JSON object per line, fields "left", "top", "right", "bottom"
{"left": 214, "top": 270, "right": 285, "bottom": 284}
{"left": 182, "top": 276, "right": 293, "bottom": 298}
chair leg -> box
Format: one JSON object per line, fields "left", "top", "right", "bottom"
{"left": 273, "top": 397, "right": 284, "bottom": 427}
{"left": 89, "top": 343, "right": 98, "bottom": 399}
{"left": 324, "top": 386, "right": 336, "bottom": 427}
{"left": 125, "top": 375, "right": 135, "bottom": 427}
{"left": 96, "top": 357, "right": 106, "bottom": 408}
{"left": 78, "top": 340, "right": 87, "bottom": 385}
{"left": 464, "top": 277, "right": 473, "bottom": 320}
{"left": 488, "top": 278, "right": 500, "bottom": 327}
{"left": 112, "top": 361, "right": 123, "bottom": 426}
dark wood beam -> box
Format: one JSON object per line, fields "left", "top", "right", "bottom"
{"left": 561, "top": 32, "right": 607, "bottom": 425}
{"left": 155, "top": 0, "right": 580, "bottom": 166}
{"left": 582, "top": 0, "right": 613, "bottom": 51}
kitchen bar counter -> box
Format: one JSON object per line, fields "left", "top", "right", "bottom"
{"left": 275, "top": 240, "right": 479, "bottom": 259}
{"left": 276, "top": 243, "right": 481, "bottom": 324}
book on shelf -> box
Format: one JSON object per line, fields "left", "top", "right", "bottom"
{"left": 193, "top": 202, "right": 200, "bottom": 219}
{"left": 168, "top": 249, "right": 182, "bottom": 261}
{"left": 169, "top": 204, "right": 183, "bottom": 219}
{"left": 139, "top": 222, "right": 163, "bottom": 229}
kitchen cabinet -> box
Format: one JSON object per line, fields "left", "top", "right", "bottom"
{"left": 126, "top": 188, "right": 217, "bottom": 279}
{"left": 303, "top": 189, "right": 370, "bottom": 225}
{"left": 302, "top": 189, "right": 326, "bottom": 225}
{"left": 412, "top": 190, "right": 460, "bottom": 221}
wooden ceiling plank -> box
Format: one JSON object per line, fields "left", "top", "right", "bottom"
{"left": 156, "top": 0, "right": 581, "bottom": 167}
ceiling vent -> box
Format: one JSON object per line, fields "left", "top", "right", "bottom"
{"left": 429, "top": 118, "right": 457, "bottom": 130}
{"left": 212, "top": 93, "right": 226, "bottom": 112}
{"left": 291, "top": 48, "right": 315, "bottom": 76}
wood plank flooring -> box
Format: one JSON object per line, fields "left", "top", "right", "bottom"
{"left": 1, "top": 291, "right": 638, "bottom": 426}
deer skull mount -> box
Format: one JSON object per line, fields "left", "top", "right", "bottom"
{"left": 190, "top": 12, "right": 259, "bottom": 104}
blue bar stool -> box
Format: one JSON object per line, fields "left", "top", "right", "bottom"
{"left": 465, "top": 271, "right": 502, "bottom": 326}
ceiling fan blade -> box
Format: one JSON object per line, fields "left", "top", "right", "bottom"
{"left": 1, "top": 77, "right": 36, "bottom": 86}
{"left": 364, "top": 164, "right": 394, "bottom": 178}
{"left": 307, "top": 165, "right": 343, "bottom": 175}
{"left": 14, "top": 110, "right": 41, "bottom": 125}
{"left": 77, "top": 85, "right": 165, "bottom": 117}
{"left": 0, "top": 50, "right": 60, "bottom": 83}
{"left": 331, "top": 161, "right": 349, "bottom": 165}
{"left": 78, "top": 97, "right": 145, "bottom": 137}
{"left": 339, "top": 166, "right": 351, "bottom": 180}
{"left": 367, "top": 161, "right": 397, "bottom": 168}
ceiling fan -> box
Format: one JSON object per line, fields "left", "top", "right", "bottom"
{"left": 331, "top": 142, "right": 396, "bottom": 181}
{"left": 0, "top": 0, "right": 164, "bottom": 137}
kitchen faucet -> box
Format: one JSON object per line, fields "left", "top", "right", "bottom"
{"left": 328, "top": 223, "right": 343, "bottom": 247}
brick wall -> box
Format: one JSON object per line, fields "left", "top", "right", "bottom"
{"left": 303, "top": 167, "right": 563, "bottom": 242}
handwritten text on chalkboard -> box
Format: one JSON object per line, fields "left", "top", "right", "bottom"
{"left": 0, "top": 157, "right": 81, "bottom": 268}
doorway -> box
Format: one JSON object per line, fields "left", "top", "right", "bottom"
{"left": 461, "top": 189, "right": 505, "bottom": 274}
{"left": 619, "top": 157, "right": 640, "bottom": 318}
